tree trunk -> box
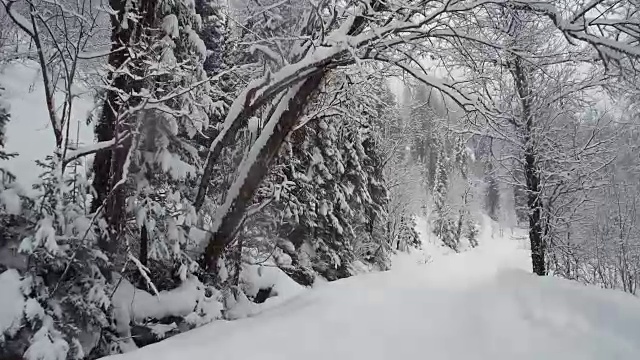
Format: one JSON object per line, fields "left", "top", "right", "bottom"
{"left": 513, "top": 57, "right": 546, "bottom": 276}
{"left": 140, "top": 223, "right": 149, "bottom": 267}
{"left": 200, "top": 72, "right": 326, "bottom": 271}
{"left": 198, "top": 1, "right": 385, "bottom": 272}
{"left": 91, "top": 0, "right": 134, "bottom": 254}
{"left": 455, "top": 211, "right": 464, "bottom": 244}
{"left": 193, "top": 1, "right": 384, "bottom": 213}
{"left": 91, "top": 0, "right": 157, "bottom": 255}
{"left": 525, "top": 146, "right": 545, "bottom": 275}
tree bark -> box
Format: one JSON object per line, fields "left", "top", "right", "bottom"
{"left": 140, "top": 223, "right": 149, "bottom": 267}
{"left": 525, "top": 143, "right": 546, "bottom": 275}
{"left": 512, "top": 57, "right": 546, "bottom": 276}
{"left": 200, "top": 72, "right": 325, "bottom": 271}
{"left": 92, "top": 0, "right": 157, "bottom": 255}
{"left": 91, "top": 0, "right": 132, "bottom": 254}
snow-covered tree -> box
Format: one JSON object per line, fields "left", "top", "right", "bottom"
{"left": 484, "top": 163, "right": 500, "bottom": 222}
{"left": 1, "top": 0, "right": 640, "bottom": 356}
{"left": 242, "top": 69, "right": 392, "bottom": 282}
{"left": 436, "top": 5, "right": 624, "bottom": 274}
{"left": 431, "top": 148, "right": 455, "bottom": 249}
{"left": 196, "top": 0, "right": 227, "bottom": 76}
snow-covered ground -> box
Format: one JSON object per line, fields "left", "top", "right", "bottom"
{"left": 0, "top": 61, "right": 95, "bottom": 189}
{"left": 104, "top": 217, "right": 640, "bottom": 360}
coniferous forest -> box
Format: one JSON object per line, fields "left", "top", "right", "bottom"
{"left": 0, "top": 1, "right": 639, "bottom": 359}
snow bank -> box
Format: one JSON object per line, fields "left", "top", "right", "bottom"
{"left": 497, "top": 270, "right": 640, "bottom": 351}
{"left": 113, "top": 276, "right": 217, "bottom": 324}
{"left": 225, "top": 265, "right": 305, "bottom": 320}
{"left": 240, "top": 264, "right": 304, "bottom": 300}
{"left": 0, "top": 269, "right": 24, "bottom": 342}
{"left": 104, "top": 227, "right": 640, "bottom": 360}
{"left": 111, "top": 275, "right": 223, "bottom": 350}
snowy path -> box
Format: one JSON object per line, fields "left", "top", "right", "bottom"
{"left": 107, "top": 222, "right": 640, "bottom": 360}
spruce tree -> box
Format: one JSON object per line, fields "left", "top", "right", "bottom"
{"left": 432, "top": 147, "right": 459, "bottom": 251}
{"left": 484, "top": 162, "right": 500, "bottom": 221}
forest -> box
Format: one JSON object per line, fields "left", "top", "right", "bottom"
{"left": 0, "top": 0, "right": 639, "bottom": 359}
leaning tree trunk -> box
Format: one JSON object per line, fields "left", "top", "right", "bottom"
{"left": 200, "top": 72, "right": 326, "bottom": 272}
{"left": 513, "top": 57, "right": 546, "bottom": 276}
{"left": 198, "top": 1, "right": 384, "bottom": 272}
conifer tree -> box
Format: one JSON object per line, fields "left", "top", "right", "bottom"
{"left": 432, "top": 146, "right": 459, "bottom": 251}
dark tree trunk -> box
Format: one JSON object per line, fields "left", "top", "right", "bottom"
{"left": 91, "top": 0, "right": 157, "bottom": 255}
{"left": 140, "top": 223, "right": 148, "bottom": 267}
{"left": 512, "top": 57, "right": 546, "bottom": 276}
{"left": 200, "top": 72, "right": 326, "bottom": 271}
{"left": 525, "top": 145, "right": 545, "bottom": 275}
{"left": 91, "top": 0, "right": 134, "bottom": 254}
{"left": 484, "top": 162, "right": 500, "bottom": 221}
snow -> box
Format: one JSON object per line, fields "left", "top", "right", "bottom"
{"left": 1, "top": 0, "right": 35, "bottom": 35}
{"left": 162, "top": 15, "right": 180, "bottom": 39}
{"left": 111, "top": 274, "right": 223, "bottom": 349}
{"left": 249, "top": 44, "right": 282, "bottom": 65}
{"left": 0, "top": 187, "right": 21, "bottom": 215}
{"left": 24, "top": 316, "right": 69, "bottom": 360}
{"left": 0, "top": 269, "right": 24, "bottom": 342}
{"left": 64, "top": 138, "right": 118, "bottom": 164}
{"left": 112, "top": 275, "right": 222, "bottom": 325}
{"left": 24, "top": 298, "right": 45, "bottom": 323}
{"left": 148, "top": 323, "right": 177, "bottom": 339}
{"left": 224, "top": 264, "right": 305, "bottom": 320}
{"left": 104, "top": 217, "right": 640, "bottom": 360}
{"left": 185, "top": 26, "right": 207, "bottom": 60}
{"left": 241, "top": 264, "right": 304, "bottom": 301}
{"left": 0, "top": 62, "right": 94, "bottom": 189}
{"left": 33, "top": 217, "right": 60, "bottom": 254}
{"left": 247, "top": 116, "right": 259, "bottom": 136}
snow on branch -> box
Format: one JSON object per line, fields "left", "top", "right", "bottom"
{"left": 195, "top": 0, "right": 640, "bottom": 214}
{"left": 1, "top": 0, "right": 35, "bottom": 36}
{"left": 249, "top": 44, "right": 284, "bottom": 66}
{"left": 63, "top": 132, "right": 131, "bottom": 166}
{"left": 505, "top": 0, "right": 640, "bottom": 61}
{"left": 369, "top": 53, "right": 482, "bottom": 112}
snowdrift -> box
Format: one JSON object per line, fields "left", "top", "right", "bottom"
{"left": 104, "top": 229, "right": 640, "bottom": 360}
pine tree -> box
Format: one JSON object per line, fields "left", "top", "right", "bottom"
{"left": 432, "top": 147, "right": 458, "bottom": 251}
{"left": 484, "top": 162, "right": 500, "bottom": 221}
{"left": 409, "top": 85, "right": 443, "bottom": 189}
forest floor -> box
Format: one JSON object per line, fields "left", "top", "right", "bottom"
{"left": 104, "top": 217, "right": 640, "bottom": 360}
